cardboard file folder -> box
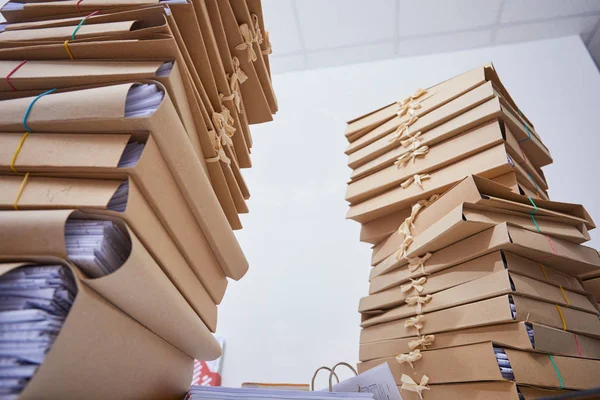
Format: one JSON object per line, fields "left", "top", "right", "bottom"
{"left": 0, "top": 209, "right": 221, "bottom": 361}
{"left": 0, "top": 174, "right": 219, "bottom": 330}
{"left": 1, "top": 262, "right": 194, "bottom": 400}
{"left": 0, "top": 82, "right": 248, "bottom": 280}
{"left": 0, "top": 131, "right": 228, "bottom": 304}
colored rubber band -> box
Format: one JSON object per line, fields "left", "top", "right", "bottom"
{"left": 546, "top": 235, "right": 557, "bottom": 256}
{"left": 13, "top": 172, "right": 30, "bottom": 210}
{"left": 22, "top": 88, "right": 56, "bottom": 133}
{"left": 5, "top": 60, "right": 27, "bottom": 91}
{"left": 76, "top": 0, "right": 83, "bottom": 13}
{"left": 527, "top": 172, "right": 539, "bottom": 192}
{"left": 71, "top": 10, "right": 99, "bottom": 40}
{"left": 528, "top": 196, "right": 538, "bottom": 214}
{"left": 539, "top": 264, "right": 549, "bottom": 281}
{"left": 574, "top": 334, "right": 582, "bottom": 357}
{"left": 548, "top": 354, "right": 564, "bottom": 389}
{"left": 10, "top": 132, "right": 29, "bottom": 173}
{"left": 530, "top": 215, "right": 541, "bottom": 233}
{"left": 555, "top": 304, "right": 567, "bottom": 331}
{"left": 559, "top": 286, "right": 569, "bottom": 305}
{"left": 63, "top": 40, "right": 75, "bottom": 60}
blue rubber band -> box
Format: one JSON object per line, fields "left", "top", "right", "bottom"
{"left": 530, "top": 215, "right": 541, "bottom": 232}
{"left": 527, "top": 196, "right": 538, "bottom": 215}
{"left": 527, "top": 172, "right": 539, "bottom": 192}
{"left": 22, "top": 88, "right": 56, "bottom": 133}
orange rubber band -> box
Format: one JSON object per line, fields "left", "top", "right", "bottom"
{"left": 555, "top": 304, "right": 567, "bottom": 331}
{"left": 10, "top": 132, "right": 29, "bottom": 174}
{"left": 63, "top": 40, "right": 75, "bottom": 60}
{"left": 13, "top": 172, "right": 30, "bottom": 210}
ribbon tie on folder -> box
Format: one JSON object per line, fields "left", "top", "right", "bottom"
{"left": 397, "top": 194, "right": 439, "bottom": 237}
{"left": 251, "top": 14, "right": 264, "bottom": 45}
{"left": 400, "top": 374, "right": 430, "bottom": 399}
{"left": 235, "top": 24, "right": 258, "bottom": 62}
{"left": 395, "top": 145, "right": 429, "bottom": 167}
{"left": 406, "top": 294, "right": 433, "bottom": 314}
{"left": 397, "top": 100, "right": 421, "bottom": 117}
{"left": 396, "top": 349, "right": 422, "bottom": 369}
{"left": 397, "top": 88, "right": 428, "bottom": 116}
{"left": 405, "top": 315, "right": 425, "bottom": 334}
{"left": 262, "top": 31, "right": 273, "bottom": 55}
{"left": 409, "top": 334, "right": 435, "bottom": 350}
{"left": 401, "top": 277, "right": 427, "bottom": 294}
{"left": 389, "top": 115, "right": 418, "bottom": 143}
{"left": 395, "top": 235, "right": 413, "bottom": 261}
{"left": 228, "top": 57, "right": 248, "bottom": 113}
{"left": 400, "top": 131, "right": 423, "bottom": 150}
{"left": 401, "top": 173, "right": 431, "bottom": 189}
{"left": 408, "top": 252, "right": 433, "bottom": 275}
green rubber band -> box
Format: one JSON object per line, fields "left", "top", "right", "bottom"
{"left": 548, "top": 354, "right": 564, "bottom": 389}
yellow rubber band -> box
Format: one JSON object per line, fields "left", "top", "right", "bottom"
{"left": 63, "top": 40, "right": 75, "bottom": 60}
{"left": 13, "top": 172, "right": 30, "bottom": 210}
{"left": 539, "top": 264, "right": 549, "bottom": 281}
{"left": 10, "top": 132, "right": 29, "bottom": 173}
{"left": 555, "top": 304, "right": 567, "bottom": 331}
{"left": 559, "top": 286, "right": 570, "bottom": 305}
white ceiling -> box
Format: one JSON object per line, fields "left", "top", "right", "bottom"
{"left": 263, "top": 0, "right": 600, "bottom": 73}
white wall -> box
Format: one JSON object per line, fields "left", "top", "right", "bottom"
{"left": 216, "top": 36, "right": 600, "bottom": 387}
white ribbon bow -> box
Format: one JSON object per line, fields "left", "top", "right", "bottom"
{"left": 389, "top": 115, "right": 418, "bottom": 143}
{"left": 395, "top": 235, "right": 413, "bottom": 261}
{"left": 408, "top": 335, "right": 435, "bottom": 350}
{"left": 401, "top": 131, "right": 423, "bottom": 150}
{"left": 401, "top": 173, "right": 431, "bottom": 189}
{"left": 408, "top": 252, "right": 433, "bottom": 275}
{"left": 400, "top": 374, "right": 430, "bottom": 400}
{"left": 396, "top": 349, "right": 422, "bottom": 369}
{"left": 395, "top": 145, "right": 429, "bottom": 168}
{"left": 406, "top": 294, "right": 433, "bottom": 314}
{"left": 400, "top": 277, "right": 427, "bottom": 294}
{"left": 235, "top": 24, "right": 258, "bottom": 62}
{"left": 405, "top": 314, "right": 425, "bottom": 334}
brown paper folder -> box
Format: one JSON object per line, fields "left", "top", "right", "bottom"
{"left": 361, "top": 175, "right": 594, "bottom": 246}
{"left": 0, "top": 131, "right": 228, "bottom": 304}
{"left": 361, "top": 269, "right": 597, "bottom": 328}
{"left": 370, "top": 220, "right": 600, "bottom": 282}
{"left": 0, "top": 174, "right": 219, "bottom": 329}
{"left": 1, "top": 262, "right": 193, "bottom": 400}
{"left": 0, "top": 209, "right": 221, "bottom": 361}
{"left": 0, "top": 59, "right": 248, "bottom": 226}
{"left": 345, "top": 120, "right": 547, "bottom": 205}
{"left": 359, "top": 341, "right": 600, "bottom": 390}
{"left": 0, "top": 82, "right": 248, "bottom": 280}
{"left": 395, "top": 381, "right": 524, "bottom": 400}
{"left": 360, "top": 294, "right": 600, "bottom": 343}
{"left": 360, "top": 321, "right": 600, "bottom": 361}
{"left": 361, "top": 251, "right": 585, "bottom": 313}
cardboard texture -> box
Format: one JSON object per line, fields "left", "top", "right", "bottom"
{"left": 358, "top": 342, "right": 600, "bottom": 389}
{"left": 360, "top": 321, "right": 600, "bottom": 361}
{"left": 360, "top": 294, "right": 600, "bottom": 343}
{"left": 369, "top": 223, "right": 600, "bottom": 282}
{"left": 361, "top": 251, "right": 585, "bottom": 313}
{"left": 0, "top": 59, "right": 250, "bottom": 227}
{"left": 347, "top": 143, "right": 541, "bottom": 223}
{"left": 0, "top": 209, "right": 221, "bottom": 361}
{"left": 345, "top": 64, "right": 551, "bottom": 168}
{"left": 0, "top": 131, "right": 229, "bottom": 305}
{"left": 369, "top": 175, "right": 594, "bottom": 263}
{"left": 0, "top": 174, "right": 219, "bottom": 330}
{"left": 1, "top": 262, "right": 194, "bottom": 400}
{"left": 583, "top": 277, "right": 600, "bottom": 302}
{"left": 0, "top": 82, "right": 249, "bottom": 280}
{"left": 361, "top": 269, "right": 597, "bottom": 328}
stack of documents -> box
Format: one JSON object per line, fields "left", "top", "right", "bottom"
{"left": 0, "top": 264, "right": 76, "bottom": 399}
{"left": 187, "top": 386, "right": 374, "bottom": 400}
{"left": 343, "top": 65, "right": 600, "bottom": 399}
{"left": 0, "top": 0, "right": 277, "bottom": 398}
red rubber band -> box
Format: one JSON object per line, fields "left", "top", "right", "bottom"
{"left": 532, "top": 235, "right": 558, "bottom": 261}
{"left": 574, "top": 333, "right": 582, "bottom": 357}
{"left": 76, "top": 0, "right": 83, "bottom": 13}
{"left": 5, "top": 60, "right": 27, "bottom": 92}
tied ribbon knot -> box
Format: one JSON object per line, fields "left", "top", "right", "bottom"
{"left": 235, "top": 24, "right": 258, "bottom": 62}
{"left": 405, "top": 314, "right": 425, "bottom": 334}
{"left": 400, "top": 131, "right": 423, "bottom": 150}
{"left": 400, "top": 374, "right": 430, "bottom": 399}
{"left": 406, "top": 294, "right": 433, "bottom": 314}
{"left": 397, "top": 194, "right": 439, "bottom": 236}
{"left": 251, "top": 14, "right": 264, "bottom": 45}
{"left": 409, "top": 334, "right": 435, "bottom": 350}
{"left": 396, "top": 349, "right": 422, "bottom": 369}
{"left": 401, "top": 277, "right": 427, "bottom": 294}
{"left": 401, "top": 173, "right": 431, "bottom": 189}
{"left": 395, "top": 145, "right": 429, "bottom": 167}
{"left": 389, "top": 115, "right": 418, "bottom": 143}
{"left": 408, "top": 252, "right": 433, "bottom": 275}
{"left": 395, "top": 235, "right": 413, "bottom": 260}
{"left": 262, "top": 30, "right": 273, "bottom": 55}
{"left": 397, "top": 88, "right": 428, "bottom": 117}
{"left": 228, "top": 57, "right": 248, "bottom": 113}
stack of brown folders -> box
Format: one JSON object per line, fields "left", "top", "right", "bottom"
{"left": 0, "top": 1, "right": 275, "bottom": 399}
{"left": 345, "top": 64, "right": 600, "bottom": 399}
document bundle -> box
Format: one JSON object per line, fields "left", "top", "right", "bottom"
{"left": 344, "top": 64, "right": 600, "bottom": 399}
{"left": 0, "top": 0, "right": 276, "bottom": 398}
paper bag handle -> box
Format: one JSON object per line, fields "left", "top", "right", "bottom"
{"left": 310, "top": 366, "right": 339, "bottom": 392}
{"left": 328, "top": 362, "right": 358, "bottom": 392}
